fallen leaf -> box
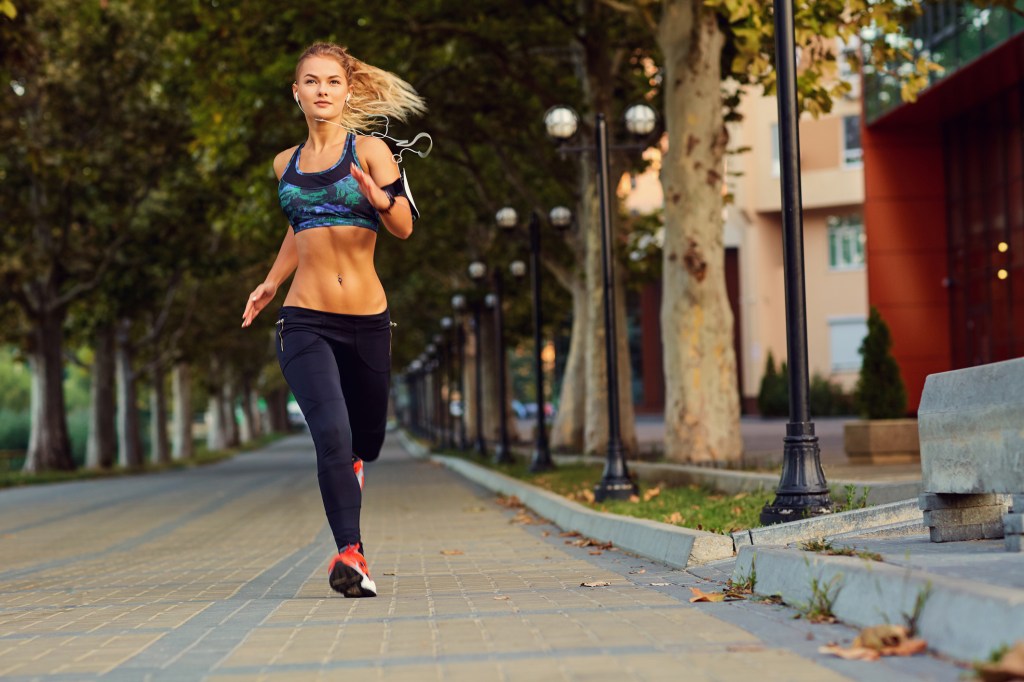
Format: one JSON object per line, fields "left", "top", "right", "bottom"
{"left": 440, "top": 549, "right": 464, "bottom": 556}
{"left": 580, "top": 581, "right": 610, "bottom": 588}
{"left": 628, "top": 568, "right": 647, "bottom": 575}
{"left": 731, "top": 506, "right": 743, "bottom": 515}
{"left": 382, "top": 572, "right": 396, "bottom": 576}
{"left": 689, "top": 587, "right": 726, "bottom": 603}
{"left": 496, "top": 495, "right": 524, "bottom": 509}
{"left": 650, "top": 582, "right": 671, "bottom": 586}
{"left": 819, "top": 644, "right": 880, "bottom": 661}
{"left": 541, "top": 531, "right": 551, "bottom": 537}
{"left": 559, "top": 531, "right": 581, "bottom": 538}
{"left": 664, "top": 512, "right": 684, "bottom": 524}
{"left": 628, "top": 495, "right": 640, "bottom": 503}
{"left": 643, "top": 486, "right": 662, "bottom": 502}
{"left": 977, "top": 640, "right": 1024, "bottom": 682}
{"left": 732, "top": 492, "right": 749, "bottom": 500}
{"left": 589, "top": 550, "right": 603, "bottom": 555}
{"left": 493, "top": 596, "right": 510, "bottom": 600}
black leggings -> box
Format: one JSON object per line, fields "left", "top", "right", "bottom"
{"left": 276, "top": 306, "right": 391, "bottom": 552}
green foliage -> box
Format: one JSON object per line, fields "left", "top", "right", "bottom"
{"left": 809, "top": 373, "right": 855, "bottom": 417}
{"left": 0, "top": 410, "right": 29, "bottom": 452}
{"left": 0, "top": 348, "right": 29, "bottom": 411}
{"left": 757, "top": 351, "right": 789, "bottom": 417}
{"left": 855, "top": 307, "right": 907, "bottom": 419}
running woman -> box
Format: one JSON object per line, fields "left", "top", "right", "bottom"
{"left": 241, "top": 42, "right": 425, "bottom": 598}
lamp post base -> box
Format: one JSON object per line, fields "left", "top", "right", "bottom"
{"left": 475, "top": 438, "right": 488, "bottom": 458}
{"left": 529, "top": 446, "right": 555, "bottom": 473}
{"left": 493, "top": 444, "right": 514, "bottom": 466}
{"left": 760, "top": 424, "right": 835, "bottom": 525}
{"left": 594, "top": 475, "right": 637, "bottom": 502}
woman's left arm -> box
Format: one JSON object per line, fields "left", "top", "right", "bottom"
{"left": 351, "top": 137, "right": 414, "bottom": 240}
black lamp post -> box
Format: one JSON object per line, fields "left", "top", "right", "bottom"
{"left": 544, "top": 103, "right": 656, "bottom": 501}
{"left": 427, "top": 341, "right": 443, "bottom": 447}
{"left": 495, "top": 206, "right": 572, "bottom": 473}
{"left": 408, "top": 359, "right": 423, "bottom": 436}
{"left": 468, "top": 261, "right": 488, "bottom": 457}
{"left": 760, "top": 0, "right": 834, "bottom": 524}
{"left": 440, "top": 318, "right": 456, "bottom": 450}
{"left": 451, "top": 295, "right": 469, "bottom": 451}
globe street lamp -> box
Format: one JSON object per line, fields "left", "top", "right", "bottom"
{"left": 468, "top": 261, "right": 488, "bottom": 457}
{"left": 495, "top": 205, "right": 572, "bottom": 473}
{"left": 760, "top": 0, "right": 834, "bottom": 523}
{"left": 450, "top": 295, "right": 469, "bottom": 451}
{"left": 544, "top": 103, "right": 656, "bottom": 501}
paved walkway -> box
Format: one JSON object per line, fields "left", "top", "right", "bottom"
{"left": 0, "top": 434, "right": 957, "bottom": 681}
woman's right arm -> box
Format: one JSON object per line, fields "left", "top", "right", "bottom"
{"left": 241, "top": 148, "right": 299, "bottom": 328}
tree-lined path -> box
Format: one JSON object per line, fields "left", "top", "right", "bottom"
{"left": 0, "top": 436, "right": 947, "bottom": 681}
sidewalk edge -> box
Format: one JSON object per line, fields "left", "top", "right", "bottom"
{"left": 734, "top": 545, "right": 1024, "bottom": 661}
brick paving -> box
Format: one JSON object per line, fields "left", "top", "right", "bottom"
{"left": 0, "top": 433, "right": 954, "bottom": 681}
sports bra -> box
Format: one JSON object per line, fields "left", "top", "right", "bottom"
{"left": 278, "top": 134, "right": 379, "bottom": 233}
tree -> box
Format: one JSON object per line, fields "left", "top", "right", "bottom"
{"left": 855, "top": 307, "right": 907, "bottom": 419}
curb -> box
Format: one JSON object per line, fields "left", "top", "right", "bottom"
{"left": 397, "top": 430, "right": 732, "bottom": 566}
{"left": 731, "top": 499, "right": 923, "bottom": 548}
{"left": 432, "top": 455, "right": 735, "bottom": 568}
{"left": 733, "top": 545, "right": 1024, "bottom": 662}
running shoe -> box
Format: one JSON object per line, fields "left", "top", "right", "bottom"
{"left": 328, "top": 545, "right": 376, "bottom": 598}
{"left": 353, "top": 458, "right": 365, "bottom": 491}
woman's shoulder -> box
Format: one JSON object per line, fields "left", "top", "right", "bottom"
{"left": 273, "top": 145, "right": 300, "bottom": 180}
{"left": 353, "top": 134, "right": 390, "bottom": 157}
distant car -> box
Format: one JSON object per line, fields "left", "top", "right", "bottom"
{"left": 510, "top": 400, "right": 528, "bottom": 419}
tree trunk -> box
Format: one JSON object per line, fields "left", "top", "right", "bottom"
{"left": 657, "top": 1, "right": 742, "bottom": 464}
{"left": 115, "top": 321, "right": 143, "bottom": 468}
{"left": 85, "top": 323, "right": 116, "bottom": 469}
{"left": 264, "top": 387, "right": 290, "bottom": 433}
{"left": 463, "top": 313, "right": 480, "bottom": 445}
{"left": 238, "top": 377, "right": 254, "bottom": 444}
{"left": 248, "top": 388, "right": 262, "bottom": 440}
{"left": 220, "top": 377, "right": 239, "bottom": 448}
{"left": 550, "top": 282, "right": 587, "bottom": 452}
{"left": 171, "top": 361, "right": 194, "bottom": 461}
{"left": 150, "top": 363, "right": 171, "bottom": 464}
{"left": 23, "top": 308, "right": 75, "bottom": 472}
{"left": 207, "top": 390, "right": 227, "bottom": 451}
{"left": 480, "top": 306, "right": 500, "bottom": 442}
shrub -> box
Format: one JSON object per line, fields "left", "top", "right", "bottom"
{"left": 809, "top": 373, "right": 855, "bottom": 417}
{"left": 758, "top": 351, "right": 789, "bottom": 417}
{"left": 855, "top": 307, "right": 907, "bottom": 419}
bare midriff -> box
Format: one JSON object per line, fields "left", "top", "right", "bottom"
{"left": 282, "top": 224, "right": 387, "bottom": 315}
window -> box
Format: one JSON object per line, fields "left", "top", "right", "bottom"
{"left": 770, "top": 123, "right": 780, "bottom": 176}
{"left": 828, "top": 215, "right": 866, "bottom": 270}
{"left": 843, "top": 115, "right": 863, "bottom": 166}
{"left": 829, "top": 316, "right": 868, "bottom": 371}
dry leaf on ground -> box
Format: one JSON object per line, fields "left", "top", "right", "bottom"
{"left": 820, "top": 624, "right": 928, "bottom": 661}
{"left": 440, "top": 549, "right": 464, "bottom": 556}
{"left": 541, "top": 530, "right": 551, "bottom": 537}
{"left": 628, "top": 495, "right": 640, "bottom": 503}
{"left": 689, "top": 587, "right": 726, "bottom": 603}
{"left": 493, "top": 596, "right": 510, "bottom": 600}
{"left": 628, "top": 568, "right": 647, "bottom": 575}
{"left": 589, "top": 550, "right": 603, "bottom": 555}
{"left": 650, "top": 582, "right": 671, "bottom": 586}
{"left": 976, "top": 640, "right": 1024, "bottom": 682}
{"left": 643, "top": 487, "right": 662, "bottom": 502}
{"left": 559, "top": 531, "right": 580, "bottom": 538}
{"left": 663, "top": 512, "right": 684, "bottom": 524}
{"left": 580, "top": 581, "right": 611, "bottom": 588}
{"left": 496, "top": 495, "right": 524, "bottom": 509}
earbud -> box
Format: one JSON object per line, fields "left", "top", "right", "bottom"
{"left": 294, "top": 92, "right": 300, "bottom": 104}
{"left": 345, "top": 93, "right": 351, "bottom": 105}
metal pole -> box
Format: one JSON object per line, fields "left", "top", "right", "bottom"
{"left": 528, "top": 211, "right": 554, "bottom": 472}
{"left": 493, "top": 270, "right": 513, "bottom": 464}
{"left": 760, "top": 0, "right": 833, "bottom": 524}
{"left": 456, "top": 319, "right": 468, "bottom": 450}
{"left": 433, "top": 358, "right": 443, "bottom": 448}
{"left": 445, "top": 332, "right": 456, "bottom": 449}
{"left": 593, "top": 113, "right": 637, "bottom": 502}
{"left": 472, "top": 301, "right": 488, "bottom": 457}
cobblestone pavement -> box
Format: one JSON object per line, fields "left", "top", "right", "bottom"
{"left": 0, "top": 434, "right": 958, "bottom": 681}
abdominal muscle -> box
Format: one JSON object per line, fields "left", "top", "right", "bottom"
{"left": 282, "top": 224, "right": 387, "bottom": 315}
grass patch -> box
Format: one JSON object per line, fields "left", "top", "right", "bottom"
{"left": 800, "top": 537, "right": 884, "bottom": 562}
{"left": 439, "top": 450, "right": 772, "bottom": 535}
{"left": 0, "top": 431, "right": 289, "bottom": 489}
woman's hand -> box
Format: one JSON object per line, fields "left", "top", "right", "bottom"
{"left": 350, "top": 164, "right": 390, "bottom": 211}
{"left": 241, "top": 282, "right": 277, "bottom": 328}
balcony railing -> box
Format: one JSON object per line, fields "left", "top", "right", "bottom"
{"left": 864, "top": 1, "right": 1024, "bottom": 123}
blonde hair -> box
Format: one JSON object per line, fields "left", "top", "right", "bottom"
{"left": 295, "top": 42, "right": 427, "bottom": 131}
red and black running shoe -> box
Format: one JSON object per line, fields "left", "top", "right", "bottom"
{"left": 353, "top": 458, "right": 364, "bottom": 492}
{"left": 328, "top": 545, "right": 376, "bottom": 598}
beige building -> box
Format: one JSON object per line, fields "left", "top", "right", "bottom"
{"left": 622, "top": 84, "right": 867, "bottom": 413}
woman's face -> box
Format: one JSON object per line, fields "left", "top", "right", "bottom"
{"left": 293, "top": 55, "right": 349, "bottom": 117}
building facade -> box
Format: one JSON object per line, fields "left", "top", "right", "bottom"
{"left": 862, "top": 3, "right": 1024, "bottom": 411}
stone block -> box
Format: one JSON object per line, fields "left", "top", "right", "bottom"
{"left": 1007, "top": 535, "right": 1023, "bottom": 552}
{"left": 1009, "top": 494, "right": 1024, "bottom": 512}
{"left": 929, "top": 520, "right": 1005, "bottom": 543}
{"left": 845, "top": 419, "right": 920, "bottom": 464}
{"left": 918, "top": 357, "right": 1024, "bottom": 494}
{"left": 923, "top": 506, "right": 1005, "bottom": 527}
{"left": 1004, "top": 513, "right": 1024, "bottom": 535}
{"left": 919, "top": 493, "right": 1004, "bottom": 511}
